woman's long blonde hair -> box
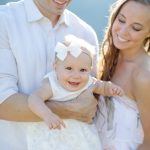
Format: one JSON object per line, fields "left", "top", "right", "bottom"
{"left": 100, "top": 0, "right": 150, "bottom": 81}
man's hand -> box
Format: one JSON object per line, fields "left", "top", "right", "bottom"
{"left": 72, "top": 84, "right": 98, "bottom": 123}
{"left": 46, "top": 84, "right": 98, "bottom": 123}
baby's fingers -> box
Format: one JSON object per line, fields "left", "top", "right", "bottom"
{"left": 51, "top": 120, "right": 66, "bottom": 130}
{"left": 51, "top": 122, "right": 61, "bottom": 129}
{"left": 118, "top": 89, "right": 124, "bottom": 96}
{"left": 48, "top": 123, "right": 53, "bottom": 129}
{"left": 112, "top": 87, "right": 124, "bottom": 96}
{"left": 60, "top": 120, "right": 66, "bottom": 128}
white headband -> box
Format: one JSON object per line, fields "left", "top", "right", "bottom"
{"left": 55, "top": 42, "right": 82, "bottom": 61}
{"left": 54, "top": 41, "right": 94, "bottom": 61}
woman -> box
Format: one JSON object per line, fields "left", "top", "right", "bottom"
{"left": 96, "top": 0, "right": 150, "bottom": 150}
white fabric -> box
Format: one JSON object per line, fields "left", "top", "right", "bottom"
{"left": 27, "top": 71, "right": 102, "bottom": 150}
{"left": 45, "top": 71, "right": 94, "bottom": 101}
{"left": 27, "top": 121, "right": 102, "bottom": 150}
{"left": 55, "top": 42, "right": 82, "bottom": 61}
{"left": 0, "top": 0, "right": 99, "bottom": 149}
{"left": 95, "top": 96, "right": 144, "bottom": 150}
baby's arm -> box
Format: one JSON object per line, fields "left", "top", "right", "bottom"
{"left": 94, "top": 80, "right": 124, "bottom": 96}
{"left": 28, "top": 78, "right": 65, "bottom": 129}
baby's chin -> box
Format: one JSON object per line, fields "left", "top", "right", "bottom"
{"left": 63, "top": 83, "right": 85, "bottom": 92}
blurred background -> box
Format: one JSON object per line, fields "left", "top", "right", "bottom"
{"left": 0, "top": 0, "right": 116, "bottom": 42}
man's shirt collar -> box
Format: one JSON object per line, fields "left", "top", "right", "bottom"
{"left": 24, "top": 0, "right": 70, "bottom": 26}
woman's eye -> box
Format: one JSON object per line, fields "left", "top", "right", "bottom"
{"left": 132, "top": 26, "right": 142, "bottom": 32}
{"left": 118, "top": 18, "right": 125, "bottom": 23}
{"left": 65, "top": 67, "right": 72, "bottom": 70}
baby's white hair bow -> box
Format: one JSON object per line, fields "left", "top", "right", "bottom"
{"left": 54, "top": 42, "right": 82, "bottom": 61}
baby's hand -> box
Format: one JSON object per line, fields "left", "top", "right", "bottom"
{"left": 105, "top": 82, "right": 124, "bottom": 96}
{"left": 45, "top": 113, "right": 66, "bottom": 130}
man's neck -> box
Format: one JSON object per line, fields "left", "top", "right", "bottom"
{"left": 33, "top": 0, "right": 60, "bottom": 26}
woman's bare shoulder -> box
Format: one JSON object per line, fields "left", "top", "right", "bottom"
{"left": 133, "top": 55, "right": 150, "bottom": 82}
{"left": 132, "top": 57, "right": 150, "bottom": 100}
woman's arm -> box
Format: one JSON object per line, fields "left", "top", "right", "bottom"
{"left": 134, "top": 72, "right": 150, "bottom": 149}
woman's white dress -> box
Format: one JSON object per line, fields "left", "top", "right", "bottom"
{"left": 95, "top": 96, "right": 144, "bottom": 150}
{"left": 27, "top": 71, "right": 102, "bottom": 150}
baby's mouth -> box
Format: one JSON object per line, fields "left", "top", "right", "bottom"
{"left": 68, "top": 81, "right": 80, "bottom": 86}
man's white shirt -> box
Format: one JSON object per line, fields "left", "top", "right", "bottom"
{"left": 0, "top": 0, "right": 99, "bottom": 149}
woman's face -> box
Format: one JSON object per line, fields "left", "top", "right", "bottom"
{"left": 112, "top": 1, "right": 150, "bottom": 51}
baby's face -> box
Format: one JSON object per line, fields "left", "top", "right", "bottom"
{"left": 54, "top": 53, "right": 92, "bottom": 92}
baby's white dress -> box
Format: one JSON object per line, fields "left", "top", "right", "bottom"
{"left": 95, "top": 96, "right": 144, "bottom": 150}
{"left": 27, "top": 71, "right": 102, "bottom": 150}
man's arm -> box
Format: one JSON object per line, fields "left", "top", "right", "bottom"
{"left": 138, "top": 143, "right": 150, "bottom": 150}
{"left": 47, "top": 85, "right": 98, "bottom": 123}
{"left": 0, "top": 85, "right": 98, "bottom": 122}
{"left": 0, "top": 11, "right": 98, "bottom": 123}
{"left": 0, "top": 93, "right": 40, "bottom": 121}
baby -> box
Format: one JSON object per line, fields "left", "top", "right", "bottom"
{"left": 27, "top": 35, "right": 124, "bottom": 150}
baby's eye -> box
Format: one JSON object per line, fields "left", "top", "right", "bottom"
{"left": 65, "top": 67, "right": 72, "bottom": 70}
{"left": 80, "top": 68, "right": 87, "bottom": 72}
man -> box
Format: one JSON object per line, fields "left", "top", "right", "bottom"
{"left": 0, "top": 0, "right": 99, "bottom": 149}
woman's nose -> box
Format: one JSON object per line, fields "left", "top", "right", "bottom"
{"left": 119, "top": 25, "right": 129, "bottom": 36}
